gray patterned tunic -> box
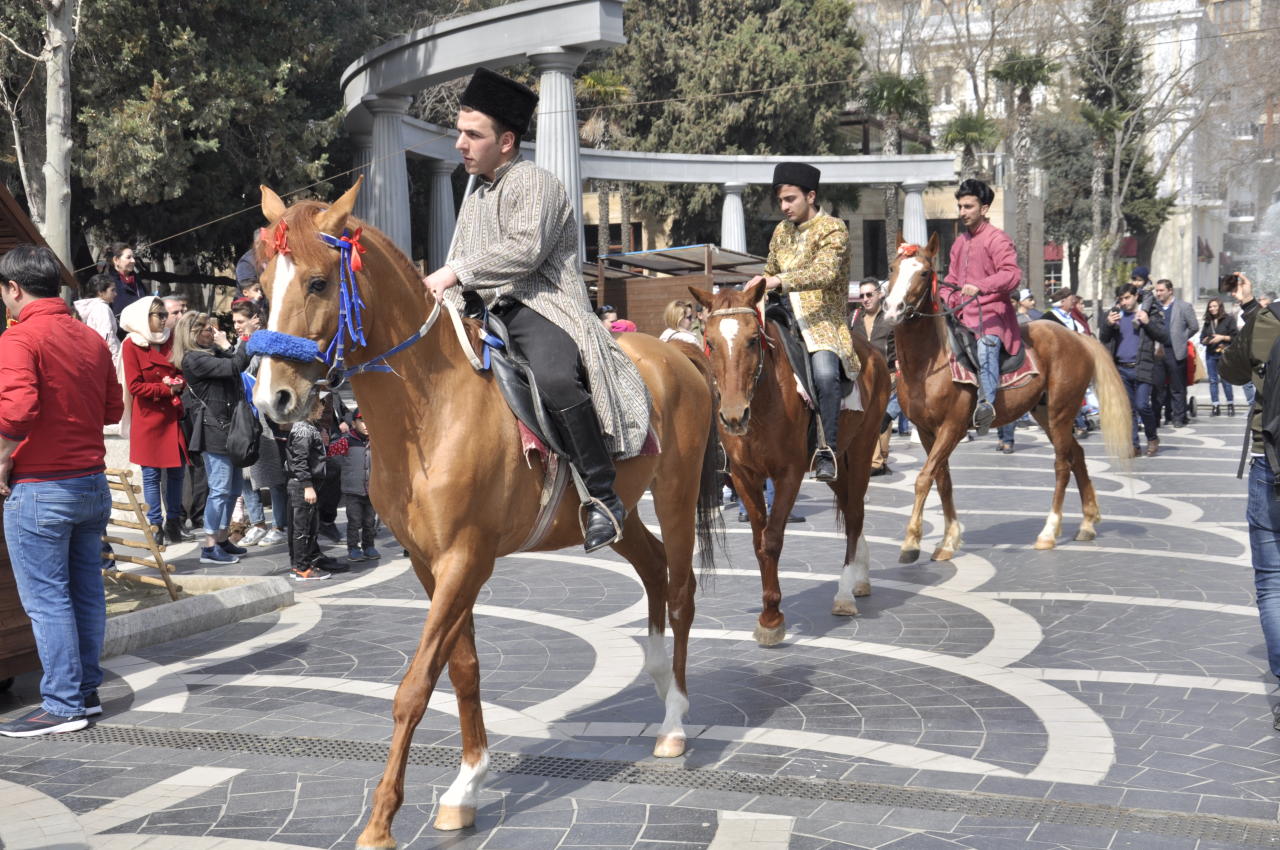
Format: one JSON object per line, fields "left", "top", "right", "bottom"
{"left": 446, "top": 157, "right": 651, "bottom": 458}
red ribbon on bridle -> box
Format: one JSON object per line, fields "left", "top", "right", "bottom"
{"left": 337, "top": 227, "right": 366, "bottom": 272}
{"left": 265, "top": 219, "right": 290, "bottom": 258}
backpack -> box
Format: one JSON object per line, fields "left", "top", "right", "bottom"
{"left": 1241, "top": 305, "right": 1280, "bottom": 487}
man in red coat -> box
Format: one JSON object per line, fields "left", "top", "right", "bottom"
{"left": 0, "top": 245, "right": 123, "bottom": 737}
{"left": 943, "top": 178, "right": 1022, "bottom": 435}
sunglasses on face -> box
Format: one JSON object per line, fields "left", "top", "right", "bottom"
{"left": 149, "top": 310, "right": 166, "bottom": 317}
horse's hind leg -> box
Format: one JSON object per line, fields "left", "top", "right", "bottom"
{"left": 611, "top": 512, "right": 690, "bottom": 758}
{"left": 833, "top": 430, "right": 876, "bottom": 615}
{"left": 1069, "top": 437, "right": 1102, "bottom": 541}
{"left": 1032, "top": 403, "right": 1075, "bottom": 550}
{"left": 356, "top": 553, "right": 493, "bottom": 849}
{"left": 434, "top": 615, "right": 488, "bottom": 830}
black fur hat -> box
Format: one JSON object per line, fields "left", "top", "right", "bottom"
{"left": 771, "top": 162, "right": 821, "bottom": 194}
{"left": 460, "top": 67, "right": 538, "bottom": 136}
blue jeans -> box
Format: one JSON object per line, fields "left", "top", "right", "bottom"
{"left": 202, "top": 451, "right": 243, "bottom": 535}
{"left": 810, "top": 350, "right": 842, "bottom": 447}
{"left": 886, "top": 391, "right": 910, "bottom": 434}
{"left": 3, "top": 474, "right": 111, "bottom": 716}
{"left": 997, "top": 422, "right": 1016, "bottom": 443}
{"left": 1205, "top": 353, "right": 1234, "bottom": 404}
{"left": 1248, "top": 458, "right": 1280, "bottom": 678}
{"left": 977, "top": 334, "right": 1001, "bottom": 406}
{"left": 142, "top": 466, "right": 183, "bottom": 528}
{"left": 1117, "top": 364, "right": 1158, "bottom": 446}
{"left": 242, "top": 476, "right": 264, "bottom": 525}
{"left": 268, "top": 483, "right": 288, "bottom": 530}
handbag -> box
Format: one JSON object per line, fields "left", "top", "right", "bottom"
{"left": 187, "top": 382, "right": 262, "bottom": 468}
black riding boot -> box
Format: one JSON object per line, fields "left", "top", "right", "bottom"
{"left": 555, "top": 399, "right": 625, "bottom": 552}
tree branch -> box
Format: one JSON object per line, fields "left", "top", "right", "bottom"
{"left": 0, "top": 28, "right": 45, "bottom": 62}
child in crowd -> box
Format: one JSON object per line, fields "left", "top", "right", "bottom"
{"left": 285, "top": 396, "right": 346, "bottom": 580}
{"left": 329, "top": 412, "right": 380, "bottom": 562}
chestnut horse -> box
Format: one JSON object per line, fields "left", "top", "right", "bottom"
{"left": 881, "top": 235, "right": 1131, "bottom": 563}
{"left": 250, "top": 180, "right": 722, "bottom": 848}
{"left": 691, "top": 282, "right": 890, "bottom": 646}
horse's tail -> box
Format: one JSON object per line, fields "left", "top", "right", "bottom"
{"left": 1084, "top": 335, "right": 1133, "bottom": 462}
{"left": 671, "top": 340, "right": 725, "bottom": 586}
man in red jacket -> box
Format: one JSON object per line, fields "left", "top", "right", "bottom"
{"left": 0, "top": 244, "right": 124, "bottom": 737}
{"left": 943, "top": 178, "right": 1022, "bottom": 435}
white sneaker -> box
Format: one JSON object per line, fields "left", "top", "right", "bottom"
{"left": 258, "top": 528, "right": 287, "bottom": 546}
{"left": 240, "top": 526, "right": 268, "bottom": 546}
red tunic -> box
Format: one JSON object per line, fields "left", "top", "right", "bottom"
{"left": 943, "top": 220, "right": 1023, "bottom": 354}
{"left": 122, "top": 337, "right": 186, "bottom": 468}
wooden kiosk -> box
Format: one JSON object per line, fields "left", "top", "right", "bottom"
{"left": 591, "top": 244, "right": 766, "bottom": 336}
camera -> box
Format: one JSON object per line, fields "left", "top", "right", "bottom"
{"left": 1220, "top": 272, "right": 1240, "bottom": 293}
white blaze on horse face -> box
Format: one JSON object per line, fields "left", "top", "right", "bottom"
{"left": 883, "top": 256, "right": 924, "bottom": 321}
{"left": 718, "top": 317, "right": 742, "bottom": 357}
{"left": 253, "top": 254, "right": 297, "bottom": 413}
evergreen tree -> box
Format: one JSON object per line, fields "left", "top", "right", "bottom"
{"left": 607, "top": 0, "right": 863, "bottom": 252}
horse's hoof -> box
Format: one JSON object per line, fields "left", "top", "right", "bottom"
{"left": 653, "top": 734, "right": 687, "bottom": 758}
{"left": 433, "top": 805, "right": 476, "bottom": 831}
{"left": 931, "top": 547, "right": 954, "bottom": 561}
{"left": 853, "top": 581, "right": 871, "bottom": 597}
{"left": 1074, "top": 528, "right": 1097, "bottom": 542}
{"left": 898, "top": 548, "right": 920, "bottom": 564}
{"left": 1033, "top": 537, "right": 1056, "bottom": 550}
{"left": 831, "top": 597, "right": 859, "bottom": 616}
{"left": 753, "top": 622, "right": 786, "bottom": 646}
{"left": 355, "top": 835, "right": 397, "bottom": 850}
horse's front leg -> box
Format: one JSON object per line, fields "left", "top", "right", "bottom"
{"left": 752, "top": 469, "right": 801, "bottom": 646}
{"left": 900, "top": 426, "right": 963, "bottom": 563}
{"left": 930, "top": 459, "right": 964, "bottom": 561}
{"left": 434, "top": 614, "right": 489, "bottom": 830}
{"left": 356, "top": 550, "right": 493, "bottom": 849}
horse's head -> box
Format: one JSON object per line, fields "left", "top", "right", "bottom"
{"left": 689, "top": 280, "right": 768, "bottom": 436}
{"left": 881, "top": 232, "right": 942, "bottom": 325}
{"left": 252, "top": 177, "right": 365, "bottom": 422}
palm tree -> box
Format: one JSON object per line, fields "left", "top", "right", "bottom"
{"left": 939, "top": 111, "right": 1000, "bottom": 179}
{"left": 577, "top": 69, "right": 631, "bottom": 258}
{"left": 991, "top": 50, "right": 1060, "bottom": 290}
{"left": 864, "top": 72, "right": 930, "bottom": 262}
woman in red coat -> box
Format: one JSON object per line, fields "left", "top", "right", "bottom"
{"left": 120, "top": 296, "right": 188, "bottom": 545}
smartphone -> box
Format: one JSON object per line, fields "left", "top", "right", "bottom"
{"left": 1219, "top": 272, "right": 1240, "bottom": 294}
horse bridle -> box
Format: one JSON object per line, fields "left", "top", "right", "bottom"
{"left": 707, "top": 306, "right": 771, "bottom": 402}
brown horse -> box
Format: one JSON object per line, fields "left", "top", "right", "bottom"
{"left": 690, "top": 282, "right": 890, "bottom": 646}
{"left": 881, "top": 235, "right": 1131, "bottom": 563}
{"left": 250, "top": 179, "right": 723, "bottom": 847}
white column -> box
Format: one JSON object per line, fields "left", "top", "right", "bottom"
{"left": 350, "top": 133, "right": 373, "bottom": 221}
{"left": 365, "top": 96, "right": 414, "bottom": 255}
{"left": 721, "top": 183, "right": 747, "bottom": 252}
{"left": 901, "top": 180, "right": 929, "bottom": 248}
{"left": 428, "top": 159, "right": 457, "bottom": 271}
{"left": 530, "top": 49, "right": 587, "bottom": 262}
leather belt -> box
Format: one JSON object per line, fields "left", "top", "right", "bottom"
{"left": 1116, "top": 360, "right": 1137, "bottom": 367}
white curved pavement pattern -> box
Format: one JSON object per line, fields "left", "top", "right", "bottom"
{"left": 3, "top": 387, "right": 1280, "bottom": 849}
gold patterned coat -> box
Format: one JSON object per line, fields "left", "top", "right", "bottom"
{"left": 764, "top": 210, "right": 858, "bottom": 377}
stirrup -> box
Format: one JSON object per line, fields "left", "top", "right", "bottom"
{"left": 578, "top": 496, "right": 623, "bottom": 552}
{"left": 810, "top": 446, "right": 838, "bottom": 482}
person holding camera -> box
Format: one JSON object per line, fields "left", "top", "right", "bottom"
{"left": 1099, "top": 282, "right": 1169, "bottom": 457}
{"left": 1201, "top": 297, "right": 1237, "bottom": 416}
{"left": 1218, "top": 271, "right": 1280, "bottom": 727}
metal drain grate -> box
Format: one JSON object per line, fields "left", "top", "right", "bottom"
{"left": 78, "top": 724, "right": 1280, "bottom": 846}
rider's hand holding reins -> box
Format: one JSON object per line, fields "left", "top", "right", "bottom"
{"left": 961, "top": 284, "right": 980, "bottom": 298}
{"left": 424, "top": 266, "right": 459, "bottom": 302}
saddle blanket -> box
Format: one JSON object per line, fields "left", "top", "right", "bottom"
{"left": 518, "top": 422, "right": 661, "bottom": 464}
{"left": 792, "top": 377, "right": 864, "bottom": 414}
{"left": 949, "top": 348, "right": 1039, "bottom": 391}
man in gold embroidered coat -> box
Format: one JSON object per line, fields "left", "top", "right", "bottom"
{"left": 752, "top": 162, "right": 856, "bottom": 482}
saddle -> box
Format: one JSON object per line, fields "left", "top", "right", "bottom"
{"left": 764, "top": 298, "right": 854, "bottom": 407}
{"left": 461, "top": 293, "right": 567, "bottom": 458}
{"left": 947, "top": 317, "right": 1026, "bottom": 376}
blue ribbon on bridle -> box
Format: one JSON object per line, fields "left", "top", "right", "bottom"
{"left": 246, "top": 226, "right": 504, "bottom": 388}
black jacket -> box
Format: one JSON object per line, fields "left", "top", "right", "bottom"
{"left": 1200, "top": 314, "right": 1238, "bottom": 356}
{"left": 850, "top": 309, "right": 895, "bottom": 369}
{"left": 1098, "top": 302, "right": 1169, "bottom": 385}
{"left": 286, "top": 421, "right": 326, "bottom": 487}
{"left": 1220, "top": 300, "right": 1277, "bottom": 456}
{"left": 181, "top": 345, "right": 251, "bottom": 455}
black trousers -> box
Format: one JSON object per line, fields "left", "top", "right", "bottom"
{"left": 492, "top": 300, "right": 590, "bottom": 411}
{"left": 181, "top": 456, "right": 208, "bottom": 527}
{"left": 345, "top": 494, "right": 376, "bottom": 549}
{"left": 287, "top": 480, "right": 321, "bottom": 568}
{"left": 318, "top": 463, "right": 342, "bottom": 525}
{"left": 1153, "top": 347, "right": 1188, "bottom": 425}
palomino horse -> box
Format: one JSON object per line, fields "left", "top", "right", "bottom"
{"left": 250, "top": 180, "right": 723, "bottom": 848}
{"left": 881, "top": 235, "right": 1131, "bottom": 562}
{"left": 691, "top": 282, "right": 890, "bottom": 645}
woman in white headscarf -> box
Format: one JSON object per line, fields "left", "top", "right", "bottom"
{"left": 119, "top": 296, "right": 188, "bottom": 545}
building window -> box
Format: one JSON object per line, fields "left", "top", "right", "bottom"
{"left": 1212, "top": 0, "right": 1249, "bottom": 32}
{"left": 933, "top": 66, "right": 954, "bottom": 106}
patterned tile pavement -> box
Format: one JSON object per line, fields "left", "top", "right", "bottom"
{"left": 3, "top": 385, "right": 1280, "bottom": 849}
